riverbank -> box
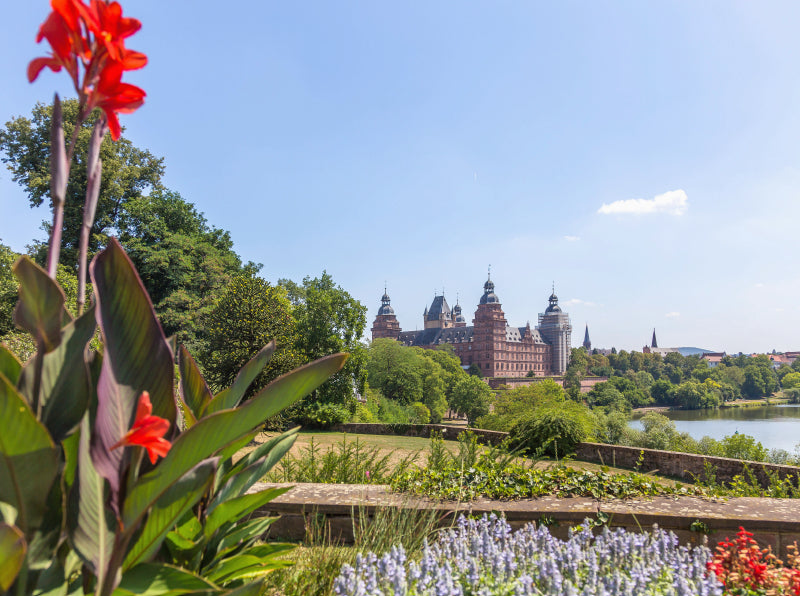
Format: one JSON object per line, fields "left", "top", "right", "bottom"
{"left": 632, "top": 397, "right": 789, "bottom": 416}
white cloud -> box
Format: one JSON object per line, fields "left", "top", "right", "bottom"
{"left": 564, "top": 298, "right": 595, "bottom": 307}
{"left": 665, "top": 311, "right": 680, "bottom": 318}
{"left": 598, "top": 189, "right": 688, "bottom": 216}
{"left": 564, "top": 235, "right": 580, "bottom": 242}
{"left": 754, "top": 283, "right": 765, "bottom": 288}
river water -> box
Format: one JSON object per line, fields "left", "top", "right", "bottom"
{"left": 630, "top": 405, "right": 800, "bottom": 453}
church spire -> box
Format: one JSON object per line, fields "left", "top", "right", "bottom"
{"left": 651, "top": 328, "right": 658, "bottom": 348}
{"left": 583, "top": 324, "right": 591, "bottom": 351}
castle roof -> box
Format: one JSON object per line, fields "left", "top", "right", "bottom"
{"left": 480, "top": 276, "right": 500, "bottom": 304}
{"left": 426, "top": 295, "right": 452, "bottom": 322}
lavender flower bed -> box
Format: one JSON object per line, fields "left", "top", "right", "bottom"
{"left": 334, "top": 515, "right": 723, "bottom": 596}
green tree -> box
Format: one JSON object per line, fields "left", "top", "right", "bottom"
{"left": 117, "top": 189, "right": 252, "bottom": 352}
{"left": 450, "top": 376, "right": 493, "bottom": 426}
{"left": 202, "top": 273, "right": 301, "bottom": 395}
{"left": 0, "top": 100, "right": 164, "bottom": 269}
{"left": 0, "top": 241, "right": 18, "bottom": 336}
{"left": 281, "top": 272, "right": 367, "bottom": 409}
{"left": 782, "top": 372, "right": 800, "bottom": 389}
{"left": 476, "top": 379, "right": 566, "bottom": 430}
{"left": 586, "top": 381, "right": 630, "bottom": 413}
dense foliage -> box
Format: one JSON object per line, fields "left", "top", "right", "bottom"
{"left": 566, "top": 347, "right": 792, "bottom": 412}
{"left": 334, "top": 514, "right": 723, "bottom": 596}
{"left": 365, "top": 339, "right": 485, "bottom": 424}
{"left": 0, "top": 100, "right": 165, "bottom": 269}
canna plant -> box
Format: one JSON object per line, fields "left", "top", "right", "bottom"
{"left": 0, "top": 1, "right": 347, "bottom": 595}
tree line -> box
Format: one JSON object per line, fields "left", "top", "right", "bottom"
{"left": 0, "top": 101, "right": 366, "bottom": 426}
{"left": 563, "top": 347, "right": 798, "bottom": 412}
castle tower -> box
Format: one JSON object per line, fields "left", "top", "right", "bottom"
{"left": 583, "top": 324, "right": 591, "bottom": 352}
{"left": 537, "top": 287, "right": 572, "bottom": 374}
{"left": 452, "top": 297, "right": 467, "bottom": 327}
{"left": 423, "top": 294, "right": 453, "bottom": 329}
{"left": 473, "top": 274, "right": 507, "bottom": 377}
{"left": 371, "top": 288, "right": 402, "bottom": 340}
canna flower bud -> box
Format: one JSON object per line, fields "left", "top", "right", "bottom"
{"left": 49, "top": 94, "right": 68, "bottom": 206}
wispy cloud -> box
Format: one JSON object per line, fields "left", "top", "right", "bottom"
{"left": 598, "top": 189, "right": 688, "bottom": 216}
{"left": 564, "top": 298, "right": 595, "bottom": 307}
{"left": 665, "top": 311, "right": 680, "bottom": 318}
{"left": 564, "top": 235, "right": 580, "bottom": 242}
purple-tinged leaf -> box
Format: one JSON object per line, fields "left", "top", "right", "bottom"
{"left": 178, "top": 345, "right": 212, "bottom": 427}
{"left": 203, "top": 342, "right": 276, "bottom": 416}
{"left": 89, "top": 239, "right": 175, "bottom": 498}
{"left": 68, "top": 415, "right": 114, "bottom": 587}
{"left": 12, "top": 257, "right": 65, "bottom": 353}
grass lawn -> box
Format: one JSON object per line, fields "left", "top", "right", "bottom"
{"left": 247, "top": 430, "right": 682, "bottom": 486}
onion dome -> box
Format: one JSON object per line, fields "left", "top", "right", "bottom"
{"left": 452, "top": 300, "right": 466, "bottom": 324}
{"left": 480, "top": 276, "right": 500, "bottom": 305}
{"left": 377, "top": 290, "right": 395, "bottom": 315}
{"left": 545, "top": 288, "right": 561, "bottom": 313}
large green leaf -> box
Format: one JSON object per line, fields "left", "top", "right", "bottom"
{"left": 204, "top": 488, "right": 289, "bottom": 541}
{"left": 17, "top": 305, "right": 96, "bottom": 442}
{"left": 177, "top": 345, "right": 212, "bottom": 427}
{"left": 122, "top": 353, "right": 347, "bottom": 530}
{"left": 205, "top": 544, "right": 293, "bottom": 585}
{"left": 0, "top": 346, "right": 22, "bottom": 386}
{"left": 122, "top": 458, "right": 217, "bottom": 571}
{"left": 68, "top": 416, "right": 114, "bottom": 585}
{"left": 0, "top": 373, "right": 59, "bottom": 534}
{"left": 89, "top": 239, "right": 175, "bottom": 496}
{"left": 12, "top": 257, "right": 66, "bottom": 353}
{"left": 114, "top": 563, "right": 220, "bottom": 595}
{"left": 203, "top": 342, "right": 275, "bottom": 416}
{"left": 209, "top": 517, "right": 277, "bottom": 567}
{"left": 209, "top": 430, "right": 297, "bottom": 510}
{"left": 0, "top": 522, "right": 26, "bottom": 591}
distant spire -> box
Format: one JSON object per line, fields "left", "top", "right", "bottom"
{"left": 583, "top": 324, "right": 591, "bottom": 351}
{"left": 651, "top": 328, "right": 658, "bottom": 348}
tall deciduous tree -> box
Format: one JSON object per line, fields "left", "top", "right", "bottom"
{"left": 117, "top": 189, "right": 253, "bottom": 351}
{"left": 0, "top": 100, "right": 165, "bottom": 268}
{"left": 450, "top": 376, "right": 493, "bottom": 426}
{"left": 202, "top": 273, "right": 301, "bottom": 394}
{"left": 280, "top": 272, "right": 367, "bottom": 409}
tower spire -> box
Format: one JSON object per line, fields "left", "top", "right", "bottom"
{"left": 651, "top": 328, "right": 658, "bottom": 349}
{"left": 583, "top": 323, "right": 591, "bottom": 351}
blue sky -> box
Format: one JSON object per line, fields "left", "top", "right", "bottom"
{"left": 2, "top": 2, "right": 799, "bottom": 353}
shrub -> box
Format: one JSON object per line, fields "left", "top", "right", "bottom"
{"left": 510, "top": 405, "right": 589, "bottom": 456}
{"left": 296, "top": 402, "right": 351, "bottom": 428}
{"left": 334, "top": 514, "right": 723, "bottom": 596}
{"left": 409, "top": 401, "right": 431, "bottom": 424}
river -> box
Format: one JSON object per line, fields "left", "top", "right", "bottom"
{"left": 630, "top": 405, "right": 800, "bottom": 453}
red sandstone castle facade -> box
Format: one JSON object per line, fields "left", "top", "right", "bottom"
{"left": 371, "top": 276, "right": 572, "bottom": 377}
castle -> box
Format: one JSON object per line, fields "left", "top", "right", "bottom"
{"left": 371, "top": 275, "right": 572, "bottom": 377}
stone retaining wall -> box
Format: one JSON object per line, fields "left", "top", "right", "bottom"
{"left": 256, "top": 482, "right": 800, "bottom": 558}
{"left": 330, "top": 424, "right": 800, "bottom": 488}
{"left": 575, "top": 442, "right": 800, "bottom": 486}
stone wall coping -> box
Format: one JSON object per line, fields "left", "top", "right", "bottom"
{"left": 252, "top": 482, "right": 800, "bottom": 534}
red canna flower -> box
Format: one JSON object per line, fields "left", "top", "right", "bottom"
{"left": 110, "top": 391, "right": 171, "bottom": 464}
{"left": 28, "top": 0, "right": 147, "bottom": 140}
{"left": 87, "top": 61, "right": 145, "bottom": 140}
